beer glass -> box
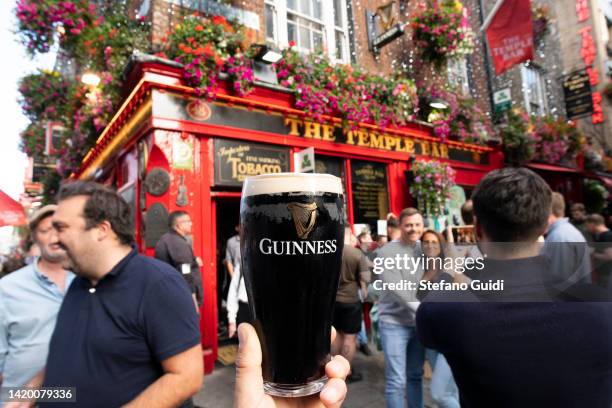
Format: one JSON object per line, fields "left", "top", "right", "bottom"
{"left": 240, "top": 173, "right": 345, "bottom": 397}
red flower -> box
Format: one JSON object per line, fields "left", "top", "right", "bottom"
{"left": 202, "top": 44, "right": 214, "bottom": 57}
{"left": 288, "top": 40, "right": 296, "bottom": 47}
{"left": 214, "top": 55, "right": 225, "bottom": 67}
{"left": 212, "top": 15, "right": 227, "bottom": 26}
{"left": 195, "top": 25, "right": 204, "bottom": 32}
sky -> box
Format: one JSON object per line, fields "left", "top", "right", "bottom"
{"left": 0, "top": 1, "right": 56, "bottom": 201}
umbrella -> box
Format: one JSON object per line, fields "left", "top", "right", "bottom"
{"left": 0, "top": 189, "right": 27, "bottom": 227}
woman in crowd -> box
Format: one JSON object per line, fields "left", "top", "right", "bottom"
{"left": 417, "top": 229, "right": 460, "bottom": 408}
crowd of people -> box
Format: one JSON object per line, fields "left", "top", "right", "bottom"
{"left": 1, "top": 167, "right": 612, "bottom": 407}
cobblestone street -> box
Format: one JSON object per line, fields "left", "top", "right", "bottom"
{"left": 194, "top": 342, "right": 434, "bottom": 408}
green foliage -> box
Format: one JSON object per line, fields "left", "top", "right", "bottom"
{"left": 584, "top": 179, "right": 609, "bottom": 214}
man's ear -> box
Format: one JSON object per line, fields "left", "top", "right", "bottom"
{"left": 94, "top": 220, "right": 113, "bottom": 242}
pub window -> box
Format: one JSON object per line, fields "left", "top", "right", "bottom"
{"left": 315, "top": 155, "right": 348, "bottom": 221}
{"left": 118, "top": 181, "right": 137, "bottom": 227}
{"left": 521, "top": 64, "right": 548, "bottom": 116}
{"left": 264, "top": 0, "right": 350, "bottom": 63}
{"left": 350, "top": 160, "right": 389, "bottom": 232}
{"left": 265, "top": 1, "right": 277, "bottom": 43}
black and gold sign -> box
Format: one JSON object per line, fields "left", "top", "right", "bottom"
{"left": 214, "top": 139, "right": 290, "bottom": 187}
{"left": 351, "top": 161, "right": 389, "bottom": 226}
{"left": 155, "top": 91, "right": 488, "bottom": 166}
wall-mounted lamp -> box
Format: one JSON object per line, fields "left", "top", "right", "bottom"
{"left": 81, "top": 72, "right": 101, "bottom": 87}
{"left": 249, "top": 44, "right": 282, "bottom": 85}
{"left": 250, "top": 44, "right": 283, "bottom": 64}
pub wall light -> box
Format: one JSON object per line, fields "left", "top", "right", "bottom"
{"left": 250, "top": 44, "right": 283, "bottom": 64}
{"left": 418, "top": 96, "right": 450, "bottom": 122}
{"left": 81, "top": 72, "right": 101, "bottom": 87}
{"left": 249, "top": 44, "right": 282, "bottom": 85}
{"left": 428, "top": 98, "right": 450, "bottom": 110}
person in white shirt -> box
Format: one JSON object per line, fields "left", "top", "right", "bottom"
{"left": 227, "top": 263, "right": 250, "bottom": 338}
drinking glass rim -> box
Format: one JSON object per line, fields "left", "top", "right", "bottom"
{"left": 242, "top": 173, "right": 343, "bottom": 196}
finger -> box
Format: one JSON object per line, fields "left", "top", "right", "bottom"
{"left": 331, "top": 326, "right": 336, "bottom": 344}
{"left": 325, "top": 355, "right": 350, "bottom": 380}
{"left": 320, "top": 377, "right": 348, "bottom": 408}
{"left": 234, "top": 323, "right": 265, "bottom": 407}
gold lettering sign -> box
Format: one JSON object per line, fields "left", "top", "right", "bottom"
{"left": 287, "top": 117, "right": 451, "bottom": 160}
{"left": 215, "top": 140, "right": 289, "bottom": 186}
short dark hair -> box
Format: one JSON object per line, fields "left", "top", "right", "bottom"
{"left": 570, "top": 203, "right": 585, "bottom": 212}
{"left": 168, "top": 210, "right": 189, "bottom": 228}
{"left": 472, "top": 168, "right": 551, "bottom": 242}
{"left": 586, "top": 214, "right": 605, "bottom": 226}
{"left": 398, "top": 207, "right": 421, "bottom": 223}
{"left": 57, "top": 181, "right": 135, "bottom": 246}
{"left": 387, "top": 216, "right": 399, "bottom": 228}
{"left": 461, "top": 199, "right": 474, "bottom": 225}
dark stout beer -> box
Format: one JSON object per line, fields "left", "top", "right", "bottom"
{"left": 240, "top": 173, "right": 344, "bottom": 397}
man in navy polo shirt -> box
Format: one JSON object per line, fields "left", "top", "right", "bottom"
{"left": 417, "top": 168, "right": 612, "bottom": 407}
{"left": 30, "top": 181, "right": 203, "bottom": 408}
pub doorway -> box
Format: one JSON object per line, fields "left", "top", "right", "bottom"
{"left": 215, "top": 197, "right": 241, "bottom": 342}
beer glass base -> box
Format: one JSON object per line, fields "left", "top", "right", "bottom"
{"left": 263, "top": 376, "right": 327, "bottom": 398}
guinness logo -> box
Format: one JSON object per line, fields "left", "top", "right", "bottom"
{"left": 376, "top": 1, "right": 396, "bottom": 32}
{"left": 287, "top": 202, "right": 317, "bottom": 239}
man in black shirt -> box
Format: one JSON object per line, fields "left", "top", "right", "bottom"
{"left": 39, "top": 182, "right": 202, "bottom": 408}
{"left": 155, "top": 210, "right": 203, "bottom": 312}
{"left": 586, "top": 213, "right": 612, "bottom": 288}
{"left": 416, "top": 168, "right": 612, "bottom": 407}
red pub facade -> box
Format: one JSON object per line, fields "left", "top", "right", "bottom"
{"left": 73, "top": 57, "right": 503, "bottom": 373}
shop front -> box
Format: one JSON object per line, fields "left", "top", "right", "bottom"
{"left": 73, "top": 58, "right": 503, "bottom": 373}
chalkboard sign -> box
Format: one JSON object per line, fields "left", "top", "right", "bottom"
{"left": 214, "top": 139, "right": 290, "bottom": 187}
{"left": 563, "top": 70, "right": 593, "bottom": 120}
{"left": 351, "top": 161, "right": 389, "bottom": 227}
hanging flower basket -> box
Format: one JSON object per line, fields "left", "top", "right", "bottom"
{"left": 410, "top": 160, "right": 456, "bottom": 216}
{"left": 532, "top": 116, "right": 586, "bottom": 164}
{"left": 498, "top": 108, "right": 537, "bottom": 166}
{"left": 411, "top": 0, "right": 475, "bottom": 69}
{"left": 424, "top": 85, "right": 491, "bottom": 145}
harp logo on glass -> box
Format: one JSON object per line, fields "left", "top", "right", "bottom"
{"left": 288, "top": 202, "right": 317, "bottom": 239}
{"left": 258, "top": 202, "right": 338, "bottom": 256}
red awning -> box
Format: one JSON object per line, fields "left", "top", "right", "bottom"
{"left": 526, "top": 163, "right": 582, "bottom": 173}
{"left": 0, "top": 190, "right": 27, "bottom": 227}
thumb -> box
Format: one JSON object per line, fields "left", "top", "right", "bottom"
{"left": 234, "top": 323, "right": 266, "bottom": 407}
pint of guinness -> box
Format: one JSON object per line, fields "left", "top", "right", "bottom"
{"left": 240, "top": 173, "right": 345, "bottom": 397}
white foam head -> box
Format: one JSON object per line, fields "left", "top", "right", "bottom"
{"left": 242, "top": 173, "right": 343, "bottom": 197}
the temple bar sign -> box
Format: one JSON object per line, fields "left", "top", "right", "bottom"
{"left": 154, "top": 91, "right": 488, "bottom": 166}
{"left": 284, "top": 117, "right": 479, "bottom": 163}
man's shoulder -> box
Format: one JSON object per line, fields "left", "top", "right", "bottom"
{"left": 0, "top": 263, "right": 35, "bottom": 291}
{"left": 343, "top": 245, "right": 363, "bottom": 258}
{"left": 128, "top": 254, "right": 183, "bottom": 282}
{"left": 375, "top": 241, "right": 402, "bottom": 256}
{"left": 157, "top": 231, "right": 182, "bottom": 244}
{"left": 549, "top": 221, "right": 587, "bottom": 242}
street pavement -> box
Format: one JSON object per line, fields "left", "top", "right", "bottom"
{"left": 193, "top": 342, "right": 434, "bottom": 408}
